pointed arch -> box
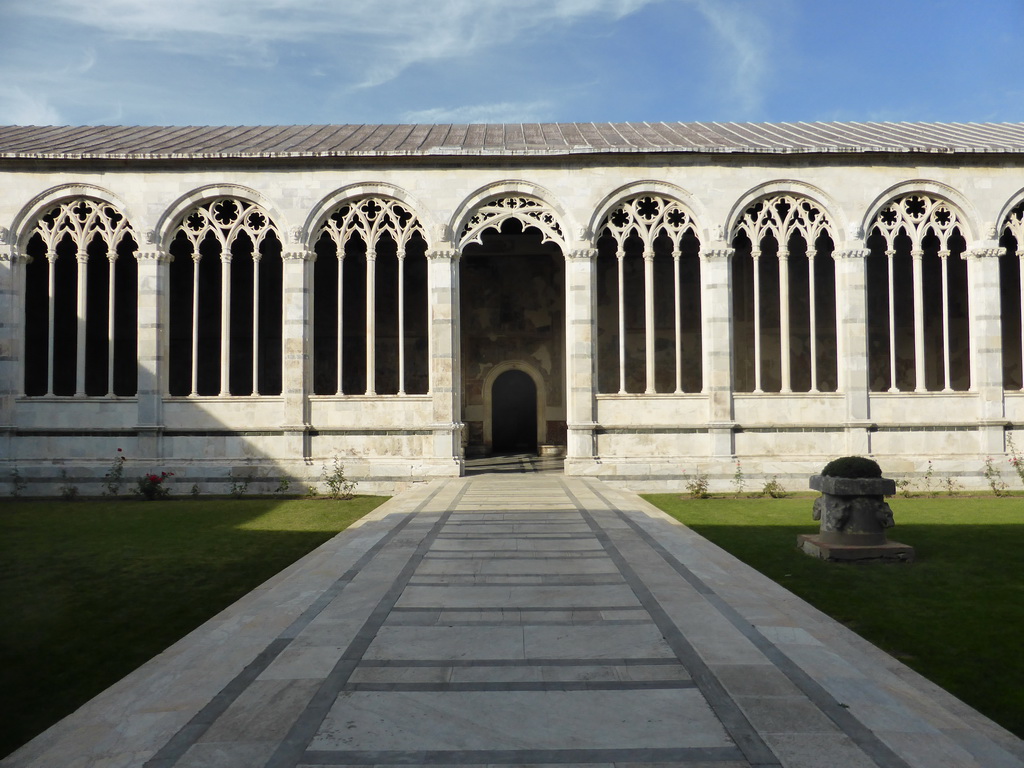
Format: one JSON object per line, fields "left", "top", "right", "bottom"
{"left": 729, "top": 185, "right": 839, "bottom": 394}
{"left": 165, "top": 190, "right": 283, "bottom": 397}
{"left": 310, "top": 192, "right": 430, "bottom": 396}
{"left": 864, "top": 185, "right": 971, "bottom": 393}
{"left": 594, "top": 190, "right": 703, "bottom": 394}
{"left": 998, "top": 196, "right": 1024, "bottom": 390}
{"left": 452, "top": 181, "right": 570, "bottom": 252}
{"left": 20, "top": 191, "right": 139, "bottom": 397}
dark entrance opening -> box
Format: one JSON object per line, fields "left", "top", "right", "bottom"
{"left": 491, "top": 369, "right": 537, "bottom": 453}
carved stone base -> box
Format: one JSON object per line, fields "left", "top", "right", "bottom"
{"left": 798, "top": 534, "right": 915, "bottom": 563}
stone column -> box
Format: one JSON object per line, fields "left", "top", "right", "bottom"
{"left": 0, "top": 238, "right": 17, "bottom": 464}
{"left": 833, "top": 248, "right": 871, "bottom": 455}
{"left": 778, "top": 247, "right": 791, "bottom": 393}
{"left": 911, "top": 248, "right": 926, "bottom": 392}
{"left": 701, "top": 247, "right": 735, "bottom": 456}
{"left": 643, "top": 247, "right": 656, "bottom": 393}
{"left": 281, "top": 250, "right": 313, "bottom": 460}
{"left": 135, "top": 249, "right": 170, "bottom": 460}
{"left": 365, "top": 246, "right": 376, "bottom": 396}
{"left": 427, "top": 249, "right": 462, "bottom": 473}
{"left": 566, "top": 248, "right": 598, "bottom": 466}
{"left": 966, "top": 247, "right": 1005, "bottom": 454}
{"left": 219, "top": 252, "right": 232, "bottom": 396}
{"left": 75, "top": 246, "right": 88, "bottom": 396}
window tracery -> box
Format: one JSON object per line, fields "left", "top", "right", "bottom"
{"left": 999, "top": 201, "right": 1024, "bottom": 390}
{"left": 596, "top": 195, "right": 702, "bottom": 394}
{"left": 168, "top": 198, "right": 282, "bottom": 397}
{"left": 730, "top": 195, "right": 837, "bottom": 394}
{"left": 460, "top": 196, "right": 563, "bottom": 249}
{"left": 313, "top": 197, "right": 429, "bottom": 396}
{"left": 866, "top": 194, "right": 969, "bottom": 392}
{"left": 23, "top": 197, "right": 138, "bottom": 397}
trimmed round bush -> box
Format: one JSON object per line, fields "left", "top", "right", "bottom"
{"left": 821, "top": 456, "right": 882, "bottom": 478}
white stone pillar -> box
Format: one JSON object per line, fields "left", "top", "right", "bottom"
{"left": 219, "top": 252, "right": 232, "bottom": 396}
{"left": 644, "top": 247, "right": 655, "bottom": 394}
{"left": 398, "top": 247, "right": 406, "bottom": 396}
{"left": 251, "top": 253, "right": 261, "bottom": 396}
{"left": 566, "top": 248, "right": 597, "bottom": 466}
{"left": 778, "top": 247, "right": 791, "bottom": 393}
{"left": 135, "top": 249, "right": 169, "bottom": 460}
{"left": 673, "top": 248, "right": 683, "bottom": 393}
{"left": 702, "top": 247, "right": 735, "bottom": 456}
{"left": 966, "top": 248, "right": 1005, "bottom": 454}
{"left": 190, "top": 253, "right": 201, "bottom": 396}
{"left": 335, "top": 252, "right": 345, "bottom": 395}
{"left": 75, "top": 247, "right": 87, "bottom": 396}
{"left": 752, "top": 249, "right": 763, "bottom": 393}
{"left": 0, "top": 240, "right": 17, "bottom": 462}
{"left": 107, "top": 251, "right": 117, "bottom": 396}
{"left": 808, "top": 251, "right": 818, "bottom": 392}
{"left": 365, "top": 246, "right": 376, "bottom": 396}
{"left": 886, "top": 249, "right": 898, "bottom": 392}
{"left": 616, "top": 247, "right": 626, "bottom": 394}
{"left": 427, "top": 249, "right": 462, "bottom": 472}
{"left": 833, "top": 248, "right": 871, "bottom": 456}
{"left": 912, "top": 248, "right": 926, "bottom": 392}
{"left": 46, "top": 254, "right": 56, "bottom": 396}
{"left": 939, "top": 250, "right": 952, "bottom": 392}
{"left": 281, "top": 250, "right": 313, "bottom": 461}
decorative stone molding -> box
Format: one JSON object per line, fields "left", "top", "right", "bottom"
{"left": 134, "top": 250, "right": 171, "bottom": 263}
{"left": 870, "top": 194, "right": 963, "bottom": 251}
{"left": 174, "top": 197, "right": 278, "bottom": 253}
{"left": 598, "top": 195, "right": 699, "bottom": 253}
{"left": 0, "top": 226, "right": 9, "bottom": 244}
{"left": 699, "top": 248, "right": 735, "bottom": 261}
{"left": 460, "top": 196, "right": 564, "bottom": 249}
{"left": 733, "top": 194, "right": 835, "bottom": 246}
{"left": 282, "top": 250, "right": 313, "bottom": 262}
{"left": 567, "top": 248, "right": 597, "bottom": 261}
{"left": 318, "top": 197, "right": 424, "bottom": 255}
{"left": 965, "top": 248, "right": 1002, "bottom": 260}
{"left": 427, "top": 249, "right": 459, "bottom": 262}
{"left": 832, "top": 249, "right": 870, "bottom": 260}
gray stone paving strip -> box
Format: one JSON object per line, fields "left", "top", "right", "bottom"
{"left": 261, "top": 483, "right": 470, "bottom": 768}
{"left": 580, "top": 480, "right": 915, "bottom": 768}
{"left": 140, "top": 485, "right": 447, "bottom": 768}
{"left": 299, "top": 747, "right": 745, "bottom": 765}
{"left": 554, "top": 480, "right": 780, "bottom": 768}
{"left": 342, "top": 680, "right": 698, "bottom": 692}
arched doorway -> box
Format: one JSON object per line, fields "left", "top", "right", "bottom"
{"left": 491, "top": 369, "right": 537, "bottom": 453}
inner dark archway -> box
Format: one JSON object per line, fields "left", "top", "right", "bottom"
{"left": 491, "top": 369, "right": 537, "bottom": 453}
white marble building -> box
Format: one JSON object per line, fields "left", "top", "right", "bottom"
{"left": 1, "top": 122, "right": 1023, "bottom": 494}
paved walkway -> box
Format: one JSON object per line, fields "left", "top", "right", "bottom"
{"left": 5, "top": 476, "right": 1023, "bottom": 768}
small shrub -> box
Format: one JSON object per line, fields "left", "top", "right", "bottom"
{"left": 984, "top": 457, "right": 1007, "bottom": 497}
{"left": 103, "top": 448, "right": 127, "bottom": 496}
{"left": 761, "top": 476, "right": 787, "bottom": 498}
{"left": 274, "top": 477, "right": 291, "bottom": 495}
{"left": 229, "top": 476, "right": 251, "bottom": 499}
{"left": 820, "top": 456, "right": 882, "bottom": 479}
{"left": 58, "top": 470, "right": 79, "bottom": 502}
{"left": 895, "top": 478, "right": 913, "bottom": 498}
{"left": 190, "top": 483, "right": 200, "bottom": 498}
{"left": 732, "top": 459, "right": 745, "bottom": 497}
{"left": 10, "top": 467, "right": 27, "bottom": 498}
{"left": 923, "top": 460, "right": 936, "bottom": 497}
{"left": 321, "top": 456, "right": 356, "bottom": 500}
{"left": 683, "top": 471, "right": 710, "bottom": 499}
{"left": 1009, "top": 434, "right": 1024, "bottom": 489}
{"left": 944, "top": 476, "right": 962, "bottom": 496}
{"left": 137, "top": 471, "right": 173, "bottom": 500}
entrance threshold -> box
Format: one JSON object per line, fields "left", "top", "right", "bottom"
{"left": 464, "top": 452, "right": 565, "bottom": 475}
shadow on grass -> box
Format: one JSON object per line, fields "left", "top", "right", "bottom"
{"left": 0, "top": 496, "right": 386, "bottom": 759}
{"left": 643, "top": 494, "right": 1024, "bottom": 739}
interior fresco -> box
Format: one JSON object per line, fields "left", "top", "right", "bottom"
{"left": 459, "top": 219, "right": 565, "bottom": 454}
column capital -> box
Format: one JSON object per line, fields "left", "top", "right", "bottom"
{"left": 700, "top": 247, "right": 735, "bottom": 261}
{"left": 965, "top": 247, "right": 1002, "bottom": 260}
{"left": 427, "top": 249, "right": 460, "bottom": 262}
{"left": 568, "top": 248, "right": 597, "bottom": 261}
{"left": 282, "top": 250, "right": 314, "bottom": 262}
{"left": 833, "top": 249, "right": 870, "bottom": 260}
{"left": 135, "top": 250, "right": 172, "bottom": 264}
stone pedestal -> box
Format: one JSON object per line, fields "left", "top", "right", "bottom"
{"left": 799, "top": 474, "right": 915, "bottom": 562}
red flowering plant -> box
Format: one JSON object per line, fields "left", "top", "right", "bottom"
{"left": 137, "top": 470, "right": 174, "bottom": 500}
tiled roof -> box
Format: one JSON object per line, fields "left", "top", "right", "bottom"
{"left": 2, "top": 122, "right": 1024, "bottom": 159}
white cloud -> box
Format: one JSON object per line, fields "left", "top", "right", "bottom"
{"left": 402, "top": 101, "right": 556, "bottom": 125}
{"left": 0, "top": 86, "right": 63, "bottom": 126}
{"left": 14, "top": 0, "right": 664, "bottom": 86}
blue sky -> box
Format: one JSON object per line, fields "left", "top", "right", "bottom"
{"left": 1, "top": 0, "right": 1022, "bottom": 126}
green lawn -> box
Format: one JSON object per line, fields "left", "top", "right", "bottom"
{"left": 0, "top": 496, "right": 385, "bottom": 759}
{"left": 643, "top": 493, "right": 1024, "bottom": 739}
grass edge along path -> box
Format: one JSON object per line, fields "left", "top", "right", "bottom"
{"left": 643, "top": 493, "right": 1024, "bottom": 740}
{"left": 0, "top": 495, "right": 386, "bottom": 759}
